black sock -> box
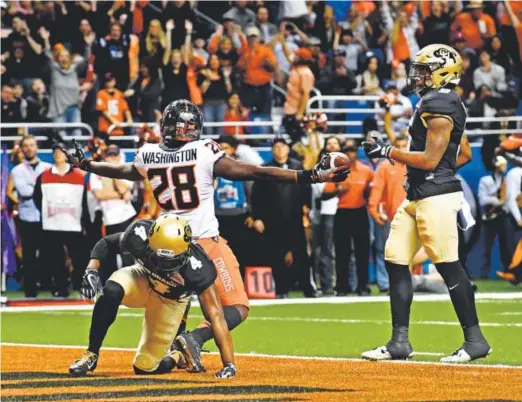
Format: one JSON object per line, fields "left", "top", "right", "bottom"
{"left": 435, "top": 261, "right": 481, "bottom": 332}
{"left": 88, "top": 280, "right": 124, "bottom": 355}
{"left": 386, "top": 262, "right": 413, "bottom": 342}
{"left": 191, "top": 306, "right": 244, "bottom": 347}
{"left": 175, "top": 300, "right": 191, "bottom": 338}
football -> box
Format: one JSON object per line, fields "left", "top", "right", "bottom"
{"left": 324, "top": 152, "right": 350, "bottom": 169}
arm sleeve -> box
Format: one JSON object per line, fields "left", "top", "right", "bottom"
{"left": 90, "top": 233, "right": 123, "bottom": 267}
{"left": 201, "top": 139, "right": 225, "bottom": 178}
{"left": 478, "top": 177, "right": 501, "bottom": 207}
{"left": 506, "top": 170, "right": 522, "bottom": 222}
{"left": 368, "top": 164, "right": 385, "bottom": 215}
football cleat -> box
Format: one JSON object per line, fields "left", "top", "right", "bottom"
{"left": 441, "top": 343, "right": 492, "bottom": 363}
{"left": 69, "top": 351, "right": 98, "bottom": 376}
{"left": 175, "top": 332, "right": 205, "bottom": 373}
{"left": 361, "top": 341, "right": 413, "bottom": 361}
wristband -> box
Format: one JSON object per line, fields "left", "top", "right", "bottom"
{"left": 296, "top": 170, "right": 313, "bottom": 183}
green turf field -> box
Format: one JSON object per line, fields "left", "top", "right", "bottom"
{"left": 2, "top": 291, "right": 522, "bottom": 366}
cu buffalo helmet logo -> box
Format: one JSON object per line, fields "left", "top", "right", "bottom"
{"left": 184, "top": 225, "right": 192, "bottom": 243}
{"left": 433, "top": 48, "right": 457, "bottom": 67}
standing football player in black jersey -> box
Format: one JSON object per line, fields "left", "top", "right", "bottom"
{"left": 69, "top": 214, "right": 237, "bottom": 378}
{"left": 361, "top": 44, "right": 491, "bottom": 363}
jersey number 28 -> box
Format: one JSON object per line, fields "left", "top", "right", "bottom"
{"left": 148, "top": 166, "right": 199, "bottom": 210}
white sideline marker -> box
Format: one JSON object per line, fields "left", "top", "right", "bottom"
{"left": 1, "top": 342, "right": 521, "bottom": 370}
{"left": 1, "top": 292, "right": 521, "bottom": 312}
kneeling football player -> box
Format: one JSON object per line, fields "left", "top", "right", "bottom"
{"left": 69, "top": 214, "right": 236, "bottom": 378}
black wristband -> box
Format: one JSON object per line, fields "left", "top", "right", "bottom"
{"left": 81, "top": 159, "right": 92, "bottom": 171}
{"left": 296, "top": 170, "right": 313, "bottom": 183}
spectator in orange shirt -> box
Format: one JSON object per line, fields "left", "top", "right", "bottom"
{"left": 451, "top": 0, "right": 496, "bottom": 51}
{"left": 282, "top": 47, "right": 315, "bottom": 143}
{"left": 324, "top": 140, "right": 374, "bottom": 296}
{"left": 237, "top": 26, "right": 277, "bottom": 114}
{"left": 368, "top": 136, "right": 409, "bottom": 293}
{"left": 223, "top": 93, "right": 250, "bottom": 136}
{"left": 96, "top": 73, "right": 133, "bottom": 137}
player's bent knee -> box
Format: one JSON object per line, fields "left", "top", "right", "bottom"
{"left": 133, "top": 353, "right": 160, "bottom": 374}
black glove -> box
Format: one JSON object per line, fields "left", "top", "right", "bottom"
{"left": 68, "top": 139, "right": 91, "bottom": 171}
{"left": 298, "top": 155, "right": 350, "bottom": 183}
{"left": 80, "top": 269, "right": 103, "bottom": 300}
{"left": 215, "top": 363, "right": 237, "bottom": 379}
{"left": 362, "top": 138, "right": 393, "bottom": 160}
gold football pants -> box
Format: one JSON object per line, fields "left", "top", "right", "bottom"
{"left": 109, "top": 265, "right": 189, "bottom": 372}
{"left": 385, "top": 192, "right": 463, "bottom": 265}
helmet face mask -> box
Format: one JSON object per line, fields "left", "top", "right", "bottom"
{"left": 407, "top": 63, "right": 434, "bottom": 94}
{"left": 148, "top": 248, "right": 189, "bottom": 276}
{"left": 160, "top": 100, "right": 203, "bottom": 148}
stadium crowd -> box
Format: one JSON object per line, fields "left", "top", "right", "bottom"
{"left": 2, "top": 0, "right": 522, "bottom": 298}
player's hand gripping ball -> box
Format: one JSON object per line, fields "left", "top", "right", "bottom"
{"left": 310, "top": 153, "right": 350, "bottom": 183}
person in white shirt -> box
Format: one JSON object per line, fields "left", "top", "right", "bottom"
{"left": 376, "top": 83, "right": 413, "bottom": 134}
{"left": 478, "top": 156, "right": 510, "bottom": 277}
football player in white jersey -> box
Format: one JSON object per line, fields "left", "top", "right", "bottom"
{"left": 70, "top": 99, "right": 348, "bottom": 370}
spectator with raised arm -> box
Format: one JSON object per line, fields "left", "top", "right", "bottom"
{"left": 1, "top": 15, "right": 44, "bottom": 85}
{"left": 198, "top": 54, "right": 233, "bottom": 133}
{"left": 94, "top": 22, "right": 132, "bottom": 91}
{"left": 41, "top": 27, "right": 89, "bottom": 138}
{"left": 347, "top": 5, "right": 373, "bottom": 47}
{"left": 162, "top": 20, "right": 190, "bottom": 108}
{"left": 450, "top": 0, "right": 496, "bottom": 51}
{"left": 160, "top": 0, "right": 195, "bottom": 50}
{"left": 237, "top": 26, "right": 276, "bottom": 114}
{"left": 310, "top": 5, "right": 336, "bottom": 53}
{"left": 72, "top": 18, "right": 96, "bottom": 59}
{"left": 125, "top": 60, "right": 162, "bottom": 123}
{"left": 208, "top": 24, "right": 246, "bottom": 69}
{"left": 381, "top": 0, "right": 420, "bottom": 64}
{"left": 334, "top": 27, "right": 367, "bottom": 72}
{"left": 501, "top": 0, "right": 522, "bottom": 75}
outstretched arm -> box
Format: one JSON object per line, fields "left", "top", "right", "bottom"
{"left": 198, "top": 283, "right": 235, "bottom": 368}
{"left": 214, "top": 155, "right": 348, "bottom": 183}
{"left": 389, "top": 117, "right": 452, "bottom": 170}
{"left": 84, "top": 161, "right": 144, "bottom": 180}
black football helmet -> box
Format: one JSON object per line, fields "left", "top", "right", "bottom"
{"left": 160, "top": 99, "right": 204, "bottom": 148}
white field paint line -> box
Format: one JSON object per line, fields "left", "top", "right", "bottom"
{"left": 498, "top": 312, "right": 522, "bottom": 316}
{"left": 2, "top": 292, "right": 522, "bottom": 313}
{"left": 24, "top": 311, "right": 522, "bottom": 328}
{"left": 2, "top": 342, "right": 521, "bottom": 370}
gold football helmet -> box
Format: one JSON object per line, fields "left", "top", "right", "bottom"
{"left": 408, "top": 44, "right": 462, "bottom": 94}
{"left": 147, "top": 214, "right": 193, "bottom": 275}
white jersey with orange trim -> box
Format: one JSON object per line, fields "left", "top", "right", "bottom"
{"left": 134, "top": 139, "right": 225, "bottom": 238}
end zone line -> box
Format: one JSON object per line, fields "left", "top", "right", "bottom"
{"left": 2, "top": 342, "right": 521, "bottom": 370}
{"left": 1, "top": 292, "right": 521, "bottom": 312}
